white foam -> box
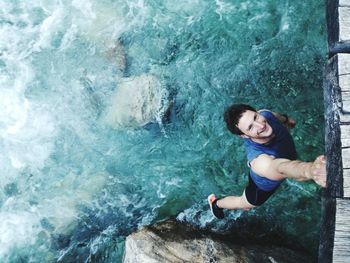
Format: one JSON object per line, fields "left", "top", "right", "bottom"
{"left": 72, "top": 0, "right": 96, "bottom": 20}
{"left": 39, "top": 0, "right": 58, "bottom": 14}
{"left": 8, "top": 69, "right": 55, "bottom": 173}
{"left": 0, "top": 90, "right": 28, "bottom": 134}
{"left": 71, "top": 1, "right": 133, "bottom": 47}
{"left": 0, "top": 56, "right": 56, "bottom": 172}
{"left": 0, "top": 211, "right": 41, "bottom": 258}
{"left": 1, "top": 100, "right": 57, "bottom": 171}
{"left": 215, "top": 0, "right": 235, "bottom": 19}
{"left": 59, "top": 24, "right": 79, "bottom": 51}
{"left": 35, "top": 6, "right": 65, "bottom": 50}
{"left": 278, "top": 5, "right": 291, "bottom": 33}
{"left": 163, "top": 0, "right": 201, "bottom": 13}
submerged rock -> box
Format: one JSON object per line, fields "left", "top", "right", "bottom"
{"left": 123, "top": 219, "right": 311, "bottom": 263}
{"left": 105, "top": 74, "right": 169, "bottom": 129}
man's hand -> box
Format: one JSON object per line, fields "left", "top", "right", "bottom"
{"left": 306, "top": 155, "right": 327, "bottom": 187}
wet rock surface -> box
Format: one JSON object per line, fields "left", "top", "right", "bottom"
{"left": 122, "top": 219, "right": 312, "bottom": 263}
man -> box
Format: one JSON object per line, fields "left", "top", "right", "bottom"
{"left": 208, "top": 104, "right": 326, "bottom": 219}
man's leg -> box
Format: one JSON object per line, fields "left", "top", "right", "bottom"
{"left": 216, "top": 191, "right": 255, "bottom": 211}
{"left": 208, "top": 175, "right": 277, "bottom": 218}
{"left": 208, "top": 190, "right": 254, "bottom": 219}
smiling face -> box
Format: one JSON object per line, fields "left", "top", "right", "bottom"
{"left": 236, "top": 110, "right": 274, "bottom": 143}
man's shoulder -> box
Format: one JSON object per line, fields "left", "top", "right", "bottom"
{"left": 258, "top": 109, "right": 275, "bottom": 118}
{"left": 250, "top": 154, "right": 275, "bottom": 175}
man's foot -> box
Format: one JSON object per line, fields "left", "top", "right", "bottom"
{"left": 208, "top": 194, "right": 224, "bottom": 219}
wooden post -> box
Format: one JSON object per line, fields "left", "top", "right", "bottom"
{"left": 320, "top": 0, "right": 350, "bottom": 262}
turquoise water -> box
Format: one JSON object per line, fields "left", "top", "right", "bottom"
{"left": 0, "top": 0, "right": 326, "bottom": 262}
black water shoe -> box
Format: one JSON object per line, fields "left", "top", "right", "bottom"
{"left": 208, "top": 194, "right": 224, "bottom": 219}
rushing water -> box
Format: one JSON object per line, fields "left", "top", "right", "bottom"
{"left": 0, "top": 0, "right": 326, "bottom": 262}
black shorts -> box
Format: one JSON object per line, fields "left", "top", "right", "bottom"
{"left": 244, "top": 175, "right": 278, "bottom": 206}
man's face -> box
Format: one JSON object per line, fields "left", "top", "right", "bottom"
{"left": 236, "top": 110, "right": 273, "bottom": 140}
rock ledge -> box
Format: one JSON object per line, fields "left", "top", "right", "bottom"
{"left": 122, "top": 219, "right": 311, "bottom": 263}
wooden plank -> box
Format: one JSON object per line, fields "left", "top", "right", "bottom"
{"left": 339, "top": 54, "right": 350, "bottom": 113}
{"left": 343, "top": 92, "right": 350, "bottom": 112}
{"left": 339, "top": 74, "right": 350, "bottom": 92}
{"left": 333, "top": 198, "right": 350, "bottom": 262}
{"left": 339, "top": 6, "right": 350, "bottom": 41}
{"left": 342, "top": 148, "right": 350, "bottom": 169}
{"left": 340, "top": 112, "right": 350, "bottom": 123}
{"left": 338, "top": 54, "right": 350, "bottom": 75}
{"left": 344, "top": 169, "right": 350, "bottom": 197}
{"left": 341, "top": 125, "right": 350, "bottom": 147}
{"left": 339, "top": 0, "right": 350, "bottom": 7}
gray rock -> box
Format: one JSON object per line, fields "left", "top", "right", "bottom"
{"left": 105, "top": 74, "right": 169, "bottom": 129}
{"left": 122, "top": 219, "right": 311, "bottom": 263}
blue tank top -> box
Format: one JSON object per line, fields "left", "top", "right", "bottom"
{"left": 243, "top": 111, "right": 297, "bottom": 191}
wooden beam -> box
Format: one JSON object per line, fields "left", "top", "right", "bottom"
{"left": 339, "top": 5, "right": 350, "bottom": 41}
{"left": 339, "top": 0, "right": 350, "bottom": 6}
{"left": 338, "top": 54, "right": 350, "bottom": 75}
{"left": 340, "top": 112, "right": 350, "bottom": 123}
{"left": 333, "top": 198, "right": 350, "bottom": 262}
{"left": 344, "top": 169, "right": 350, "bottom": 197}
{"left": 342, "top": 148, "right": 350, "bottom": 169}
{"left": 340, "top": 125, "right": 350, "bottom": 147}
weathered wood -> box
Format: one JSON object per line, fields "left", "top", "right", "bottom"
{"left": 344, "top": 169, "right": 350, "bottom": 197}
{"left": 324, "top": 55, "right": 344, "bottom": 197}
{"left": 319, "top": 196, "right": 336, "bottom": 263}
{"left": 326, "top": 0, "right": 340, "bottom": 51}
{"left": 339, "top": 0, "right": 350, "bottom": 6}
{"left": 338, "top": 55, "right": 350, "bottom": 113}
{"left": 319, "top": 50, "right": 342, "bottom": 263}
{"left": 338, "top": 54, "right": 350, "bottom": 75}
{"left": 340, "top": 112, "right": 350, "bottom": 123}
{"left": 343, "top": 92, "right": 350, "bottom": 112}
{"left": 339, "top": 6, "right": 350, "bottom": 41}
{"left": 333, "top": 198, "right": 350, "bottom": 262}
{"left": 342, "top": 148, "right": 350, "bottom": 169}
{"left": 339, "top": 74, "right": 350, "bottom": 112}
{"left": 330, "top": 41, "right": 350, "bottom": 54}
{"left": 339, "top": 74, "right": 350, "bottom": 91}
{"left": 340, "top": 125, "right": 350, "bottom": 147}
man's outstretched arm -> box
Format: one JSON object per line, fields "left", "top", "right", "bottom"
{"left": 250, "top": 154, "right": 327, "bottom": 187}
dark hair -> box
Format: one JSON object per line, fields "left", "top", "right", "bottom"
{"left": 224, "top": 104, "right": 256, "bottom": 135}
